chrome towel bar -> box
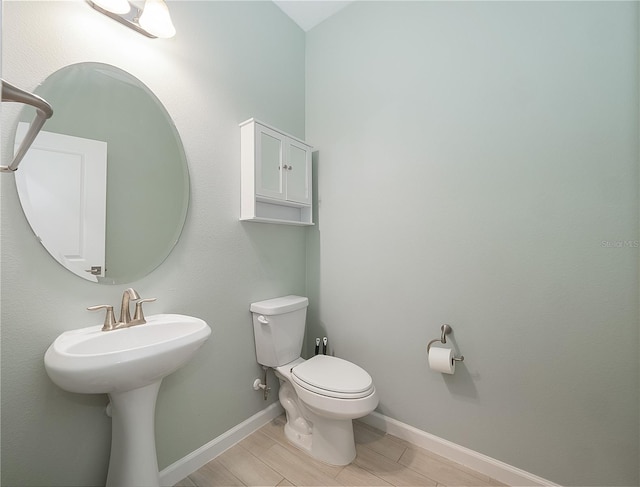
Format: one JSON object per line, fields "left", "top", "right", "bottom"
{"left": 1, "top": 79, "right": 53, "bottom": 173}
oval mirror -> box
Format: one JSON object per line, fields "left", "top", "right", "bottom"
{"left": 13, "top": 62, "right": 189, "bottom": 284}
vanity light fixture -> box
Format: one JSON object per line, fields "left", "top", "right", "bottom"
{"left": 91, "top": 0, "right": 131, "bottom": 15}
{"left": 87, "top": 0, "right": 176, "bottom": 39}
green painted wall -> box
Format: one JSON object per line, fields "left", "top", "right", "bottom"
{"left": 305, "top": 2, "right": 639, "bottom": 485}
{"left": 2, "top": 1, "right": 639, "bottom": 486}
{"left": 1, "top": 2, "right": 306, "bottom": 485}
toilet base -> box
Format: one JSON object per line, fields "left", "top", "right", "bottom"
{"left": 277, "top": 373, "right": 357, "bottom": 466}
{"left": 312, "top": 414, "right": 357, "bottom": 465}
{"left": 283, "top": 421, "right": 312, "bottom": 453}
{"left": 284, "top": 411, "right": 357, "bottom": 466}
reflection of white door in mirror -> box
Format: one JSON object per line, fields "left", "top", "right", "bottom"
{"left": 15, "top": 122, "right": 107, "bottom": 282}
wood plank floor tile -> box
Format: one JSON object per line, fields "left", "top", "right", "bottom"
{"left": 276, "top": 439, "right": 345, "bottom": 479}
{"left": 174, "top": 476, "right": 197, "bottom": 487}
{"left": 239, "top": 430, "right": 279, "bottom": 457}
{"left": 489, "top": 478, "right": 509, "bottom": 486}
{"left": 353, "top": 421, "right": 407, "bottom": 462}
{"left": 216, "top": 444, "right": 284, "bottom": 487}
{"left": 335, "top": 463, "right": 393, "bottom": 486}
{"left": 258, "top": 443, "right": 343, "bottom": 486}
{"left": 175, "top": 415, "right": 510, "bottom": 487}
{"left": 188, "top": 459, "right": 245, "bottom": 487}
{"left": 398, "top": 446, "right": 491, "bottom": 486}
{"left": 353, "top": 444, "right": 437, "bottom": 486}
{"left": 258, "top": 416, "right": 289, "bottom": 445}
{"left": 399, "top": 446, "right": 502, "bottom": 485}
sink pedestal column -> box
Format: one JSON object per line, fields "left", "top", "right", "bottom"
{"left": 106, "top": 380, "right": 162, "bottom": 487}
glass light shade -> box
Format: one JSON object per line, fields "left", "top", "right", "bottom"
{"left": 138, "top": 0, "right": 176, "bottom": 38}
{"left": 92, "top": 0, "right": 130, "bottom": 15}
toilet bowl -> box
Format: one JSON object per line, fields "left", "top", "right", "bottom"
{"left": 275, "top": 355, "right": 378, "bottom": 465}
{"left": 250, "top": 296, "right": 378, "bottom": 466}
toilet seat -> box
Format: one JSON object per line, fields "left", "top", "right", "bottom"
{"left": 291, "top": 355, "right": 374, "bottom": 399}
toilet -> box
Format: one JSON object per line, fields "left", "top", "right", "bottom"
{"left": 250, "top": 295, "right": 378, "bottom": 466}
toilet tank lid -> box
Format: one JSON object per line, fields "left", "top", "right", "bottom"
{"left": 250, "top": 295, "right": 309, "bottom": 315}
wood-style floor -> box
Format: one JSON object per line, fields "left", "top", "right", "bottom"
{"left": 174, "top": 415, "right": 507, "bottom": 486}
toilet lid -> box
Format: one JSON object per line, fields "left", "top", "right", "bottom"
{"left": 291, "top": 355, "right": 374, "bottom": 399}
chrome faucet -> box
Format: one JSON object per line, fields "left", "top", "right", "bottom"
{"left": 119, "top": 287, "right": 140, "bottom": 325}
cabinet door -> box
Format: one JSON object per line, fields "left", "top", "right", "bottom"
{"left": 285, "top": 139, "right": 311, "bottom": 205}
{"left": 255, "top": 124, "right": 285, "bottom": 200}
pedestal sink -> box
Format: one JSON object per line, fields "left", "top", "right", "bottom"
{"left": 44, "top": 314, "right": 211, "bottom": 487}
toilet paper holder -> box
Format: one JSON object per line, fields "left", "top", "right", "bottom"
{"left": 427, "top": 324, "right": 464, "bottom": 362}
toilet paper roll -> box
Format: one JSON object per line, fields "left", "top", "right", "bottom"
{"left": 428, "top": 346, "right": 455, "bottom": 374}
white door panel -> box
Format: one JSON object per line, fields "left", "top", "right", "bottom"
{"left": 15, "top": 123, "right": 107, "bottom": 282}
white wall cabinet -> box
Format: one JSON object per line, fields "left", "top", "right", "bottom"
{"left": 240, "top": 119, "right": 313, "bottom": 225}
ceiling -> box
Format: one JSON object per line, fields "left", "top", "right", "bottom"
{"left": 273, "top": 1, "right": 353, "bottom": 31}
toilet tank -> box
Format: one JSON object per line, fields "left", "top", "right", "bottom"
{"left": 250, "top": 295, "right": 309, "bottom": 367}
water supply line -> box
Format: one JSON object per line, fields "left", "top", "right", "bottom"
{"left": 253, "top": 366, "right": 271, "bottom": 400}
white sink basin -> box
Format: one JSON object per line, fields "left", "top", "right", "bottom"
{"left": 44, "top": 312, "right": 211, "bottom": 487}
{"left": 45, "top": 313, "right": 211, "bottom": 394}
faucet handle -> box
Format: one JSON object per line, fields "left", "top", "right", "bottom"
{"left": 88, "top": 304, "right": 117, "bottom": 331}
{"left": 133, "top": 298, "right": 157, "bottom": 323}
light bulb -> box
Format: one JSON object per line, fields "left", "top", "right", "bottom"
{"left": 139, "top": 0, "right": 176, "bottom": 38}
{"left": 92, "top": 0, "right": 130, "bottom": 15}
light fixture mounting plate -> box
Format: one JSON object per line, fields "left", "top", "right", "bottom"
{"left": 87, "top": 0, "right": 157, "bottom": 38}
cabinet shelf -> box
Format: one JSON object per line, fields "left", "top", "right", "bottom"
{"left": 240, "top": 217, "right": 314, "bottom": 226}
{"left": 240, "top": 119, "right": 314, "bottom": 226}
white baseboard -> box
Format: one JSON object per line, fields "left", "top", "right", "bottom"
{"left": 159, "top": 402, "right": 284, "bottom": 487}
{"left": 159, "top": 404, "right": 558, "bottom": 487}
{"left": 359, "top": 411, "right": 560, "bottom": 487}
